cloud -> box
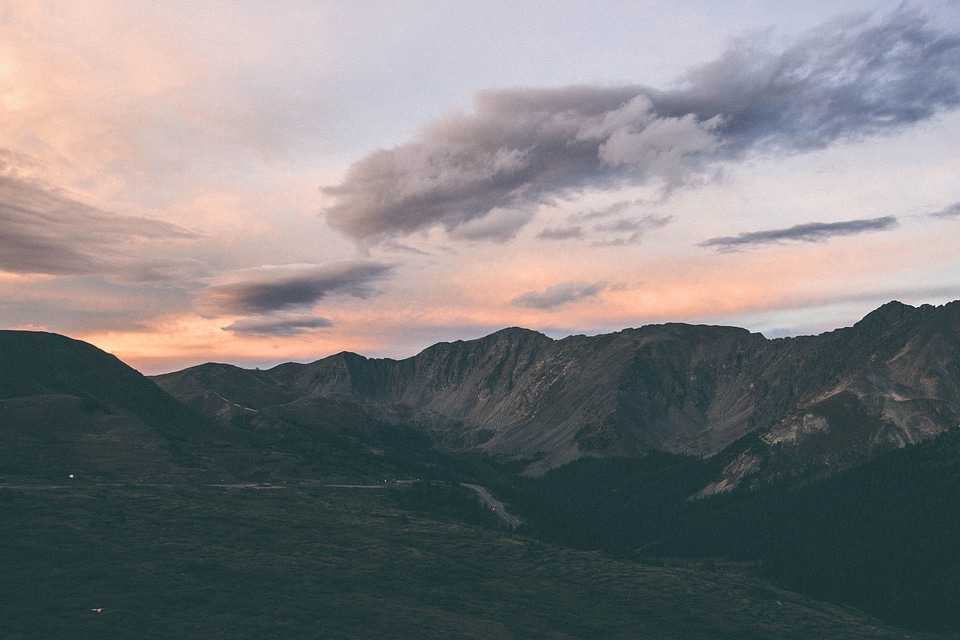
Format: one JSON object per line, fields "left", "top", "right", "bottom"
{"left": 537, "top": 199, "right": 672, "bottom": 245}
{"left": 511, "top": 281, "right": 607, "bottom": 311}
{"left": 579, "top": 95, "right": 723, "bottom": 176}
{"left": 380, "top": 240, "right": 432, "bottom": 256}
{"left": 699, "top": 216, "right": 898, "bottom": 252}
{"left": 118, "top": 258, "right": 212, "bottom": 285}
{"left": 575, "top": 199, "right": 642, "bottom": 221}
{"left": 323, "top": 7, "right": 960, "bottom": 244}
{"left": 322, "top": 86, "right": 713, "bottom": 244}
{"left": 931, "top": 202, "right": 960, "bottom": 219}
{"left": 0, "top": 172, "right": 199, "bottom": 278}
{"left": 537, "top": 226, "right": 584, "bottom": 240}
{"left": 678, "top": 8, "right": 960, "bottom": 152}
{"left": 447, "top": 207, "right": 534, "bottom": 242}
{"left": 206, "top": 261, "right": 392, "bottom": 315}
{"left": 591, "top": 213, "right": 672, "bottom": 245}
{"left": 222, "top": 314, "right": 334, "bottom": 337}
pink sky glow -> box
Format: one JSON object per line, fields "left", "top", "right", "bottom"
{"left": 2, "top": 1, "right": 960, "bottom": 374}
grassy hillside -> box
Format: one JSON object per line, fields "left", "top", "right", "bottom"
{"left": 0, "top": 331, "right": 225, "bottom": 482}
{"left": 0, "top": 483, "right": 938, "bottom": 640}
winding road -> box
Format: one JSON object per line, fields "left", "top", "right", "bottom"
{"left": 461, "top": 483, "right": 522, "bottom": 528}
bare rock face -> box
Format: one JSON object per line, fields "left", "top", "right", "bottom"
{"left": 154, "top": 300, "right": 960, "bottom": 480}
{"left": 697, "top": 301, "right": 960, "bottom": 492}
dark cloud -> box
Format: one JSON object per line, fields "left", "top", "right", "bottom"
{"left": 699, "top": 216, "right": 897, "bottom": 251}
{"left": 511, "top": 281, "right": 606, "bottom": 311}
{"left": 323, "top": 87, "right": 713, "bottom": 244}
{"left": 207, "top": 261, "right": 392, "bottom": 315}
{"left": 931, "top": 202, "right": 960, "bottom": 219}
{"left": 323, "top": 8, "right": 960, "bottom": 244}
{"left": 222, "top": 314, "right": 334, "bottom": 337}
{"left": 0, "top": 172, "right": 198, "bottom": 278}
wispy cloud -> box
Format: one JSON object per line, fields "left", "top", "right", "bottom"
{"left": 537, "top": 226, "right": 584, "bottom": 240}
{"left": 931, "top": 202, "right": 960, "bottom": 219}
{"left": 0, "top": 172, "right": 198, "bottom": 279}
{"left": 591, "top": 213, "right": 672, "bottom": 246}
{"left": 537, "top": 199, "right": 672, "bottom": 245}
{"left": 323, "top": 8, "right": 960, "bottom": 244}
{"left": 447, "top": 207, "right": 535, "bottom": 242}
{"left": 575, "top": 200, "right": 643, "bottom": 221}
{"left": 700, "top": 216, "right": 897, "bottom": 252}
{"left": 206, "top": 261, "right": 392, "bottom": 315}
{"left": 511, "top": 281, "right": 607, "bottom": 311}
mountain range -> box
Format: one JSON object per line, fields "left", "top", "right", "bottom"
{"left": 4, "top": 300, "right": 960, "bottom": 634}
{"left": 154, "top": 299, "right": 960, "bottom": 490}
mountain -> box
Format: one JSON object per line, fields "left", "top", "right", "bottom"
{"left": 0, "top": 331, "right": 472, "bottom": 484}
{"left": 6, "top": 304, "right": 960, "bottom": 634}
{"left": 0, "top": 330, "right": 222, "bottom": 481}
{"left": 698, "top": 300, "right": 960, "bottom": 493}
{"left": 155, "top": 300, "right": 960, "bottom": 486}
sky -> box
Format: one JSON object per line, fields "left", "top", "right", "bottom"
{"left": 3, "top": 1, "right": 960, "bottom": 375}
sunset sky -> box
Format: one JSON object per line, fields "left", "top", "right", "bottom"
{"left": 3, "top": 1, "right": 960, "bottom": 374}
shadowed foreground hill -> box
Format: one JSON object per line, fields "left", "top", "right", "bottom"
{"left": 0, "top": 330, "right": 194, "bottom": 422}
{"left": 0, "top": 330, "right": 225, "bottom": 481}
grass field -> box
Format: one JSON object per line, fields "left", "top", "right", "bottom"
{"left": 0, "top": 483, "right": 944, "bottom": 640}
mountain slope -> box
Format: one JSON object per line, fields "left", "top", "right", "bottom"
{"left": 0, "top": 330, "right": 223, "bottom": 481}
{"left": 155, "top": 300, "right": 960, "bottom": 482}
{"left": 0, "top": 331, "right": 461, "bottom": 484}
{"left": 700, "top": 300, "right": 960, "bottom": 492}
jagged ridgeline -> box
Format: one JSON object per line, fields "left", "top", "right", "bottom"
{"left": 156, "top": 300, "right": 960, "bottom": 489}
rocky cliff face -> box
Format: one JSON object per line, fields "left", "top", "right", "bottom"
{"left": 154, "top": 300, "right": 960, "bottom": 480}
{"left": 698, "top": 300, "right": 960, "bottom": 493}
